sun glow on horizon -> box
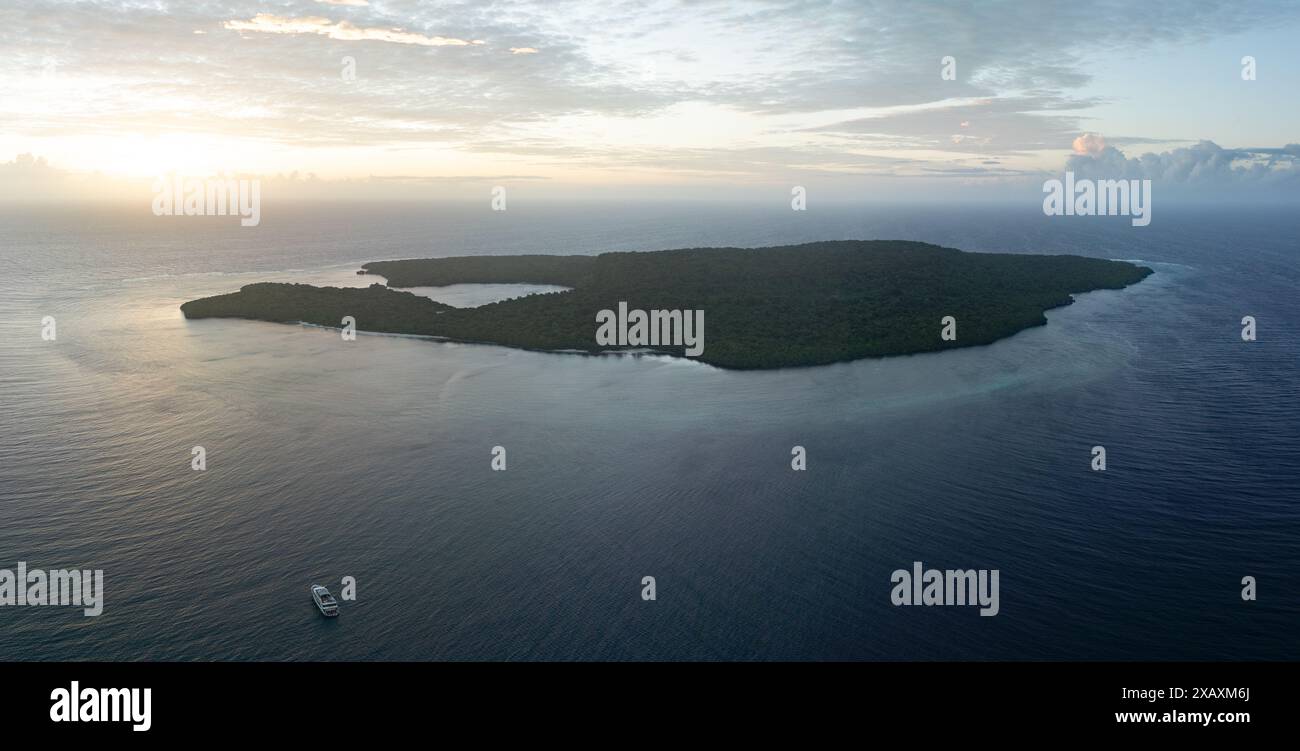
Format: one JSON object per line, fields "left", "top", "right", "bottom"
{"left": 2, "top": 1, "right": 1298, "bottom": 202}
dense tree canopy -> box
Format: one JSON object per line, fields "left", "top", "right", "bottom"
{"left": 182, "top": 241, "right": 1152, "bottom": 369}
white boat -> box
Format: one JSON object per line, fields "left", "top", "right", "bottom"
{"left": 310, "top": 584, "right": 339, "bottom": 617}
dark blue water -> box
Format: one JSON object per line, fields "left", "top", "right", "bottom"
{"left": 0, "top": 201, "right": 1296, "bottom": 659}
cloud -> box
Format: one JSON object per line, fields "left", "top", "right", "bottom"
{"left": 6, "top": 0, "right": 1300, "bottom": 193}
{"left": 1071, "top": 133, "right": 1106, "bottom": 156}
{"left": 1066, "top": 140, "right": 1300, "bottom": 189}
{"left": 224, "top": 14, "right": 474, "bottom": 47}
{"left": 813, "top": 95, "right": 1100, "bottom": 156}
{"left": 1, "top": 152, "right": 57, "bottom": 176}
{"left": 316, "top": 0, "right": 369, "bottom": 6}
{"left": 0, "top": 152, "right": 91, "bottom": 201}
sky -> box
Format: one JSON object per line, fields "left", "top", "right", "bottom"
{"left": 2, "top": 0, "right": 1299, "bottom": 202}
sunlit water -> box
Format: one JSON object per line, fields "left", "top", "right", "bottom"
{"left": 0, "top": 202, "right": 1296, "bottom": 660}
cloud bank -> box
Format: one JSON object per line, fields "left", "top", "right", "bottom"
{"left": 1067, "top": 141, "right": 1300, "bottom": 191}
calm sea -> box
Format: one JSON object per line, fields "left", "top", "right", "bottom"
{"left": 0, "top": 201, "right": 1296, "bottom": 660}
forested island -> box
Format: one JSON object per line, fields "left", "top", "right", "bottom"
{"left": 181, "top": 241, "right": 1152, "bottom": 369}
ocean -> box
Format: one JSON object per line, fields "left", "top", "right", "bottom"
{"left": 0, "top": 201, "right": 1296, "bottom": 660}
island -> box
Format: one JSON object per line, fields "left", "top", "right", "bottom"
{"left": 180, "top": 240, "right": 1152, "bottom": 369}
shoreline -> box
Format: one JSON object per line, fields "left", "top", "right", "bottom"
{"left": 180, "top": 240, "right": 1154, "bottom": 370}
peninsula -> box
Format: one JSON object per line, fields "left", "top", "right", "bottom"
{"left": 181, "top": 241, "right": 1152, "bottom": 369}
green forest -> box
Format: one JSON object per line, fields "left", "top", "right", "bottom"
{"left": 182, "top": 241, "right": 1153, "bottom": 369}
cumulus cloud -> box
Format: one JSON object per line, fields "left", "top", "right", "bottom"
{"left": 224, "top": 14, "right": 474, "bottom": 47}
{"left": 2, "top": 152, "right": 56, "bottom": 175}
{"left": 1071, "top": 133, "right": 1107, "bottom": 156}
{"left": 1066, "top": 140, "right": 1300, "bottom": 189}
{"left": 0, "top": 153, "right": 87, "bottom": 201}
{"left": 509, "top": 47, "right": 539, "bottom": 55}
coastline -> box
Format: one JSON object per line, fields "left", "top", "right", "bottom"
{"left": 181, "top": 240, "right": 1154, "bottom": 370}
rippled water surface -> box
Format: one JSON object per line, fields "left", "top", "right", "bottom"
{"left": 0, "top": 202, "right": 1296, "bottom": 659}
